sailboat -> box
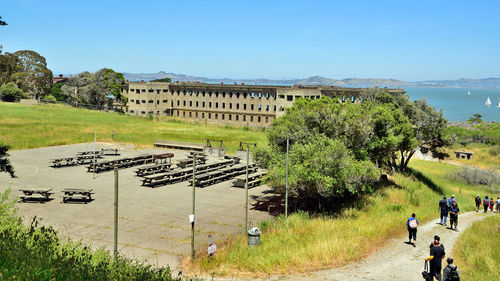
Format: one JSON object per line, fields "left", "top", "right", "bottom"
{"left": 497, "top": 97, "right": 500, "bottom": 108}
{"left": 485, "top": 97, "right": 492, "bottom": 107}
{"left": 467, "top": 90, "right": 471, "bottom": 96}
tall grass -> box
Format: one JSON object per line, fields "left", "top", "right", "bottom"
{"left": 0, "top": 102, "right": 267, "bottom": 153}
{"left": 452, "top": 215, "right": 500, "bottom": 281}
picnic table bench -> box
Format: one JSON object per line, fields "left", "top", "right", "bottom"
{"left": 135, "top": 163, "right": 172, "bottom": 177}
{"left": 51, "top": 155, "right": 104, "bottom": 168}
{"left": 61, "top": 188, "right": 94, "bottom": 203}
{"left": 19, "top": 188, "right": 54, "bottom": 202}
{"left": 86, "top": 154, "right": 156, "bottom": 173}
{"left": 194, "top": 164, "right": 258, "bottom": 187}
{"left": 233, "top": 171, "right": 267, "bottom": 188}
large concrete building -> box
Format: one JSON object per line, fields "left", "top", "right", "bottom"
{"left": 123, "top": 81, "right": 404, "bottom": 127}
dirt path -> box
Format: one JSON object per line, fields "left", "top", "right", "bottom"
{"left": 210, "top": 211, "right": 494, "bottom": 281}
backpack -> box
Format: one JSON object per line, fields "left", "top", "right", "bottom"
{"left": 490, "top": 200, "right": 495, "bottom": 207}
{"left": 409, "top": 219, "right": 418, "bottom": 229}
{"left": 445, "top": 265, "right": 460, "bottom": 281}
{"left": 484, "top": 199, "right": 489, "bottom": 206}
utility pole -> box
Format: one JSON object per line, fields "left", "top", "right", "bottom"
{"left": 93, "top": 131, "right": 96, "bottom": 179}
{"left": 245, "top": 145, "right": 249, "bottom": 234}
{"left": 285, "top": 137, "right": 289, "bottom": 217}
{"left": 113, "top": 163, "right": 118, "bottom": 258}
{"left": 191, "top": 154, "right": 197, "bottom": 263}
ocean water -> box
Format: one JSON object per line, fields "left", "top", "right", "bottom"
{"left": 404, "top": 87, "right": 500, "bottom": 122}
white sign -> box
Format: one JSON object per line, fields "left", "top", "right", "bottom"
{"left": 189, "top": 214, "right": 195, "bottom": 223}
{"left": 208, "top": 244, "right": 217, "bottom": 255}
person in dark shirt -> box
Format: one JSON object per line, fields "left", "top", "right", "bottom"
{"left": 406, "top": 213, "right": 419, "bottom": 246}
{"left": 449, "top": 202, "right": 460, "bottom": 231}
{"left": 438, "top": 196, "right": 448, "bottom": 226}
{"left": 475, "top": 194, "right": 481, "bottom": 212}
{"left": 429, "top": 235, "right": 446, "bottom": 281}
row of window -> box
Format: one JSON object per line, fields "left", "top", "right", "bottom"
{"left": 128, "top": 99, "right": 283, "bottom": 112}
{"left": 129, "top": 88, "right": 279, "bottom": 100}
{"left": 128, "top": 110, "right": 271, "bottom": 123}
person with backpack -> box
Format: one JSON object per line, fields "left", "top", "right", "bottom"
{"left": 489, "top": 197, "right": 495, "bottom": 212}
{"left": 475, "top": 194, "right": 481, "bottom": 212}
{"left": 438, "top": 196, "right": 448, "bottom": 226}
{"left": 406, "top": 213, "right": 419, "bottom": 246}
{"left": 449, "top": 202, "right": 460, "bottom": 231}
{"left": 483, "top": 196, "right": 490, "bottom": 213}
{"left": 428, "top": 235, "right": 446, "bottom": 281}
{"left": 496, "top": 197, "right": 500, "bottom": 213}
{"left": 442, "top": 257, "right": 460, "bottom": 281}
{"left": 448, "top": 195, "right": 455, "bottom": 207}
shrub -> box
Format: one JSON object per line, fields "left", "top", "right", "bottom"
{"left": 489, "top": 146, "right": 500, "bottom": 156}
{"left": 43, "top": 94, "right": 57, "bottom": 102}
{"left": 0, "top": 82, "right": 26, "bottom": 102}
{"left": 451, "top": 166, "right": 500, "bottom": 187}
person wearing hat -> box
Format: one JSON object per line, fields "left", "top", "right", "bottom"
{"left": 438, "top": 196, "right": 449, "bottom": 226}
{"left": 475, "top": 194, "right": 481, "bottom": 212}
{"left": 428, "top": 235, "right": 446, "bottom": 281}
{"left": 448, "top": 195, "right": 455, "bottom": 208}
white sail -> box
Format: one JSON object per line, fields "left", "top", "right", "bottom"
{"left": 485, "top": 97, "right": 492, "bottom": 106}
{"left": 467, "top": 90, "right": 471, "bottom": 96}
{"left": 497, "top": 98, "right": 500, "bottom": 108}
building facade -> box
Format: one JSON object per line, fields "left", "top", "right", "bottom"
{"left": 123, "top": 81, "right": 404, "bottom": 127}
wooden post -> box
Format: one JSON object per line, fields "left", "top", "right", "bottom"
{"left": 285, "top": 137, "right": 289, "bottom": 217}
{"left": 191, "top": 154, "right": 196, "bottom": 263}
{"left": 245, "top": 145, "right": 249, "bottom": 234}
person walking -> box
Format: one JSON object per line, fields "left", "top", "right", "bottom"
{"left": 449, "top": 202, "right": 460, "bottom": 231}
{"left": 475, "top": 194, "right": 481, "bottom": 212}
{"left": 438, "top": 196, "right": 448, "bottom": 226}
{"left": 427, "top": 235, "right": 446, "bottom": 281}
{"left": 442, "top": 257, "right": 460, "bottom": 281}
{"left": 489, "top": 197, "right": 495, "bottom": 212}
{"left": 496, "top": 197, "right": 500, "bottom": 213}
{"left": 448, "top": 195, "right": 455, "bottom": 207}
{"left": 406, "top": 213, "right": 419, "bottom": 246}
{"left": 483, "top": 196, "right": 490, "bottom": 213}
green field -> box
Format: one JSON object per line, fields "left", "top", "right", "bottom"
{"left": 185, "top": 160, "right": 496, "bottom": 276}
{"left": 453, "top": 215, "right": 500, "bottom": 281}
{"left": 0, "top": 102, "right": 267, "bottom": 153}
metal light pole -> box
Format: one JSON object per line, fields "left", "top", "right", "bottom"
{"left": 93, "top": 131, "right": 97, "bottom": 179}
{"left": 285, "top": 137, "right": 289, "bottom": 217}
{"left": 245, "top": 145, "right": 249, "bottom": 234}
{"left": 113, "top": 163, "right": 118, "bottom": 258}
{"left": 191, "top": 154, "right": 197, "bottom": 263}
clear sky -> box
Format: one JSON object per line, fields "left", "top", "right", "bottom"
{"left": 1, "top": 0, "right": 499, "bottom": 80}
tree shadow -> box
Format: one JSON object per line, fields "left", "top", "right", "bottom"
{"left": 405, "top": 167, "right": 445, "bottom": 195}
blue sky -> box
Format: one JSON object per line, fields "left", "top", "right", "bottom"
{"left": 1, "top": 0, "right": 499, "bottom": 80}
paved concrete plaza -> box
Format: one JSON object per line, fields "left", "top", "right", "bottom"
{"left": 0, "top": 143, "right": 272, "bottom": 269}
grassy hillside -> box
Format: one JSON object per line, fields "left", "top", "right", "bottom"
{"left": 453, "top": 215, "right": 500, "bottom": 281}
{"left": 184, "top": 160, "right": 497, "bottom": 277}
{"left": 0, "top": 102, "right": 267, "bottom": 153}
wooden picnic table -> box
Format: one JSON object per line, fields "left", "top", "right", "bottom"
{"left": 61, "top": 188, "right": 94, "bottom": 203}
{"left": 19, "top": 188, "right": 54, "bottom": 202}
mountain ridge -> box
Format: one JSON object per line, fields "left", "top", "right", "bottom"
{"left": 122, "top": 72, "right": 500, "bottom": 89}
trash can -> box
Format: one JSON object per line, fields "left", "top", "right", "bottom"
{"left": 247, "top": 227, "right": 261, "bottom": 247}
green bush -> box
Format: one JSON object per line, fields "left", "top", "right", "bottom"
{"left": 43, "top": 94, "right": 57, "bottom": 102}
{"left": 0, "top": 82, "right": 26, "bottom": 102}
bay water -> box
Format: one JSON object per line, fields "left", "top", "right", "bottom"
{"left": 404, "top": 87, "right": 500, "bottom": 122}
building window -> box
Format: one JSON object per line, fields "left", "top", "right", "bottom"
{"left": 136, "top": 100, "right": 140, "bottom": 104}
{"left": 243, "top": 115, "right": 246, "bottom": 121}
{"left": 251, "top": 92, "right": 255, "bottom": 98}
{"left": 141, "top": 111, "right": 146, "bottom": 114}
{"left": 236, "top": 103, "right": 239, "bottom": 109}
{"left": 209, "top": 102, "right": 212, "bottom": 108}
{"left": 136, "top": 89, "right": 140, "bottom": 93}
{"left": 196, "top": 101, "right": 199, "bottom": 107}
{"left": 163, "top": 89, "right": 168, "bottom": 93}
{"left": 202, "top": 101, "right": 205, "bottom": 107}
{"left": 156, "top": 90, "right": 160, "bottom": 94}
{"left": 141, "top": 89, "right": 146, "bottom": 92}
{"left": 130, "top": 99, "right": 134, "bottom": 102}
{"left": 258, "top": 116, "right": 261, "bottom": 122}
{"left": 142, "top": 100, "right": 146, "bottom": 103}
{"left": 258, "top": 104, "right": 261, "bottom": 111}
{"left": 189, "top": 101, "right": 192, "bottom": 107}
{"left": 202, "top": 112, "right": 205, "bottom": 118}
{"left": 177, "top": 100, "right": 180, "bottom": 106}
{"left": 208, "top": 113, "right": 211, "bottom": 119}
{"left": 130, "top": 89, "right": 134, "bottom": 92}
{"left": 258, "top": 92, "right": 262, "bottom": 99}
{"left": 222, "top": 114, "right": 225, "bottom": 120}
{"left": 183, "top": 101, "right": 186, "bottom": 106}
{"left": 130, "top": 110, "right": 134, "bottom": 113}
{"left": 266, "top": 105, "right": 269, "bottom": 111}
{"left": 222, "top": 103, "right": 225, "bottom": 109}
{"left": 195, "top": 112, "right": 198, "bottom": 118}
{"left": 228, "top": 114, "right": 232, "bottom": 120}
{"left": 250, "top": 116, "right": 254, "bottom": 122}
{"left": 287, "top": 95, "right": 293, "bottom": 101}
{"left": 148, "top": 89, "right": 154, "bottom": 93}
{"left": 183, "top": 112, "right": 185, "bottom": 117}
{"left": 244, "top": 104, "right": 247, "bottom": 110}
{"left": 177, "top": 111, "right": 179, "bottom": 116}
{"left": 251, "top": 104, "right": 254, "bottom": 110}
{"left": 156, "top": 100, "right": 159, "bottom": 105}
{"left": 229, "top": 103, "right": 232, "bottom": 109}
{"left": 265, "top": 93, "right": 269, "bottom": 99}
{"left": 215, "top": 102, "right": 219, "bottom": 108}
{"left": 279, "top": 94, "right": 284, "bottom": 99}
{"left": 265, "top": 116, "right": 269, "bottom": 123}
{"left": 163, "top": 100, "right": 167, "bottom": 103}
{"left": 215, "top": 113, "right": 218, "bottom": 119}
{"left": 273, "top": 105, "right": 276, "bottom": 111}
{"left": 148, "top": 100, "right": 153, "bottom": 103}
{"left": 189, "top": 112, "right": 192, "bottom": 117}
{"left": 236, "top": 115, "right": 239, "bottom": 121}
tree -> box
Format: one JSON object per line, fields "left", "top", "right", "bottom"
{"left": 0, "top": 82, "right": 26, "bottom": 102}
{"left": 0, "top": 144, "right": 15, "bottom": 178}
{"left": 151, "top": 77, "right": 171, "bottom": 82}
{"left": 11, "top": 50, "right": 53, "bottom": 99}
{"left": 0, "top": 50, "right": 19, "bottom": 85}
{"left": 467, "top": 113, "right": 483, "bottom": 124}
{"left": 49, "top": 83, "right": 66, "bottom": 101}
{"left": 0, "top": 16, "right": 7, "bottom": 26}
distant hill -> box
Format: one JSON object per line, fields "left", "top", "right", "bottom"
{"left": 122, "top": 71, "right": 500, "bottom": 89}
